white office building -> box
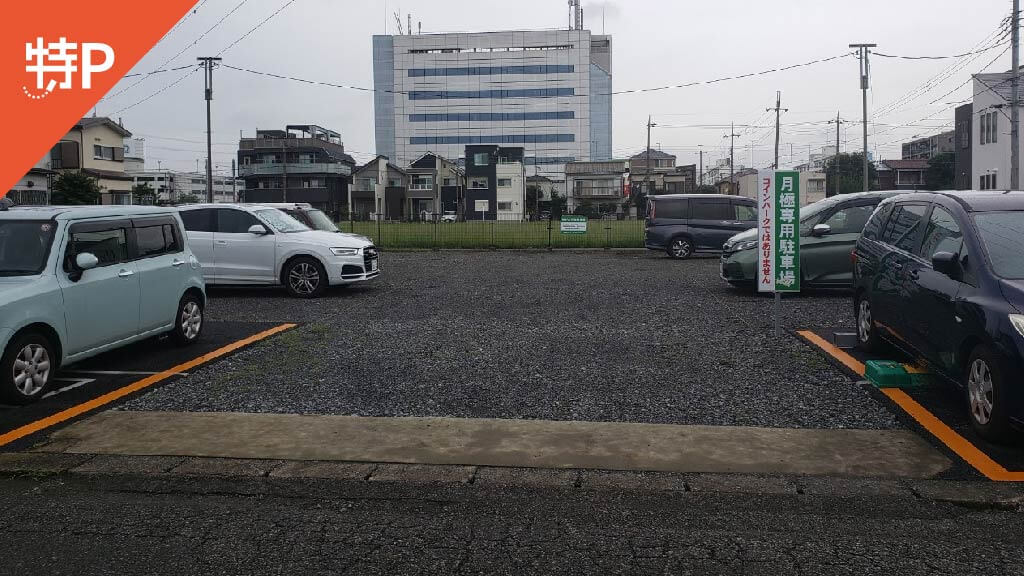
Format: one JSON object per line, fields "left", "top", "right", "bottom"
{"left": 372, "top": 28, "right": 612, "bottom": 178}
{"left": 127, "top": 169, "right": 243, "bottom": 204}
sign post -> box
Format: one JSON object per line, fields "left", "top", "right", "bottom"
{"left": 559, "top": 214, "right": 587, "bottom": 234}
{"left": 474, "top": 199, "right": 489, "bottom": 221}
{"left": 757, "top": 170, "right": 800, "bottom": 335}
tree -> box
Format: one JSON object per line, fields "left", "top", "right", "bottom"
{"left": 694, "top": 184, "right": 718, "bottom": 194}
{"left": 824, "top": 153, "right": 878, "bottom": 195}
{"left": 50, "top": 172, "right": 101, "bottom": 205}
{"left": 548, "top": 190, "right": 567, "bottom": 219}
{"left": 132, "top": 182, "right": 157, "bottom": 205}
{"left": 176, "top": 193, "right": 201, "bottom": 205}
{"left": 526, "top": 185, "right": 542, "bottom": 218}
{"left": 924, "top": 152, "right": 955, "bottom": 190}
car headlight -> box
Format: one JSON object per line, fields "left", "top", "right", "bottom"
{"left": 1010, "top": 314, "right": 1024, "bottom": 338}
{"left": 732, "top": 240, "right": 758, "bottom": 252}
{"left": 330, "top": 247, "right": 361, "bottom": 256}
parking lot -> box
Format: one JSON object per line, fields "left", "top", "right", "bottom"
{"left": 3, "top": 250, "right": 1021, "bottom": 481}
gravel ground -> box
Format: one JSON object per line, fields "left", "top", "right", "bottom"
{"left": 123, "top": 251, "right": 900, "bottom": 429}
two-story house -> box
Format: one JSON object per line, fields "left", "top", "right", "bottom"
{"left": 50, "top": 116, "right": 134, "bottom": 204}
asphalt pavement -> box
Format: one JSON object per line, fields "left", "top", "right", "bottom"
{"left": 1, "top": 471, "right": 1022, "bottom": 575}
{"left": 122, "top": 251, "right": 899, "bottom": 430}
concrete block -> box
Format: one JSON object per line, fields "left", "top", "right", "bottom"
{"left": 0, "top": 452, "right": 94, "bottom": 474}
{"left": 170, "top": 457, "right": 279, "bottom": 477}
{"left": 71, "top": 455, "right": 185, "bottom": 475}
{"left": 269, "top": 461, "right": 375, "bottom": 480}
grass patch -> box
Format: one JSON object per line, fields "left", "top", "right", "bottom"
{"left": 337, "top": 220, "right": 645, "bottom": 249}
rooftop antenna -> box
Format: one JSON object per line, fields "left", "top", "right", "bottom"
{"left": 407, "top": 13, "right": 411, "bottom": 35}
{"left": 393, "top": 11, "right": 403, "bottom": 35}
{"left": 418, "top": 21, "right": 421, "bottom": 34}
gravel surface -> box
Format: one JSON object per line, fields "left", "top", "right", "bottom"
{"left": 124, "top": 251, "right": 900, "bottom": 429}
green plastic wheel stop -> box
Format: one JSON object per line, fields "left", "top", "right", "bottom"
{"left": 864, "top": 360, "right": 911, "bottom": 388}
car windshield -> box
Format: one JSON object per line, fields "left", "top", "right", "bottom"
{"left": 973, "top": 211, "right": 1024, "bottom": 279}
{"left": 0, "top": 220, "right": 56, "bottom": 276}
{"left": 254, "top": 209, "right": 311, "bottom": 233}
{"left": 302, "top": 209, "right": 338, "bottom": 232}
{"left": 797, "top": 197, "right": 845, "bottom": 234}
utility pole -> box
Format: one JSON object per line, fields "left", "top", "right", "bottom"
{"left": 724, "top": 123, "right": 740, "bottom": 195}
{"left": 1012, "top": 0, "right": 1020, "bottom": 190}
{"left": 197, "top": 56, "right": 222, "bottom": 203}
{"left": 698, "top": 145, "right": 704, "bottom": 186}
{"left": 826, "top": 112, "right": 848, "bottom": 196}
{"left": 849, "top": 43, "right": 875, "bottom": 192}
{"left": 645, "top": 116, "right": 656, "bottom": 196}
{"left": 768, "top": 91, "right": 788, "bottom": 170}
{"left": 231, "top": 159, "right": 237, "bottom": 202}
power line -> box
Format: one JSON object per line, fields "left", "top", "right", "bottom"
{"left": 216, "top": 0, "right": 296, "bottom": 56}
{"left": 873, "top": 42, "right": 1008, "bottom": 60}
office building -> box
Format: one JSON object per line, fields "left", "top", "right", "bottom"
{"left": 372, "top": 28, "right": 612, "bottom": 178}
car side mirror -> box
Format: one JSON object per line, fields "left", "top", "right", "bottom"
{"left": 248, "top": 224, "right": 268, "bottom": 235}
{"left": 811, "top": 223, "right": 831, "bottom": 237}
{"left": 69, "top": 252, "right": 99, "bottom": 282}
{"left": 932, "top": 251, "right": 960, "bottom": 279}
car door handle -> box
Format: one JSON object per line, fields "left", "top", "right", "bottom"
{"left": 216, "top": 240, "right": 228, "bottom": 245}
{"left": 171, "top": 259, "right": 185, "bottom": 267}
{"left": 117, "top": 269, "right": 134, "bottom": 278}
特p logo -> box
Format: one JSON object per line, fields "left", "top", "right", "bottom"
{"left": 23, "top": 37, "right": 114, "bottom": 100}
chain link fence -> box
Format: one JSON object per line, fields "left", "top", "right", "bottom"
{"left": 338, "top": 218, "right": 645, "bottom": 249}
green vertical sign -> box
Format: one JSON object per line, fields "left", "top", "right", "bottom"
{"left": 773, "top": 171, "right": 800, "bottom": 292}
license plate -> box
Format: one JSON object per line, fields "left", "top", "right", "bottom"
{"left": 370, "top": 260, "right": 378, "bottom": 272}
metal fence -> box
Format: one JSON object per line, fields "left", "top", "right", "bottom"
{"left": 7, "top": 190, "right": 48, "bottom": 205}
{"left": 338, "top": 218, "right": 645, "bottom": 249}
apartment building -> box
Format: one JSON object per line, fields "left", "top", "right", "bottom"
{"left": 464, "top": 145, "right": 525, "bottom": 220}
{"left": 127, "top": 169, "right": 242, "bottom": 204}
{"left": 372, "top": 28, "right": 612, "bottom": 178}
{"left": 901, "top": 131, "right": 954, "bottom": 160}
{"left": 237, "top": 124, "right": 356, "bottom": 216}
{"left": 564, "top": 159, "right": 629, "bottom": 215}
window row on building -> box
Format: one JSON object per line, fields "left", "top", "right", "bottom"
{"left": 410, "top": 134, "right": 575, "bottom": 145}
{"left": 408, "top": 88, "right": 575, "bottom": 100}
{"left": 408, "top": 65, "right": 574, "bottom": 77}
{"left": 409, "top": 111, "right": 575, "bottom": 122}
{"left": 408, "top": 44, "right": 572, "bottom": 55}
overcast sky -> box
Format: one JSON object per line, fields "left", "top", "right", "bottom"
{"left": 97, "top": 0, "right": 1012, "bottom": 176}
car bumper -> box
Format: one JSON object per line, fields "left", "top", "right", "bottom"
{"left": 720, "top": 249, "right": 756, "bottom": 283}
{"left": 328, "top": 249, "right": 381, "bottom": 285}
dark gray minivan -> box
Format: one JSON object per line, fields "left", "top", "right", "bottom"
{"left": 645, "top": 194, "right": 758, "bottom": 259}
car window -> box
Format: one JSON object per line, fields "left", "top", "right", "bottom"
{"left": 254, "top": 209, "right": 310, "bottom": 233}
{"left": 179, "top": 209, "right": 214, "bottom": 232}
{"left": 918, "top": 206, "right": 962, "bottom": 259}
{"left": 733, "top": 203, "right": 757, "bottom": 221}
{"left": 217, "top": 209, "right": 261, "bottom": 234}
{"left": 67, "top": 227, "right": 127, "bottom": 268}
{"left": 973, "top": 211, "right": 1024, "bottom": 279}
{"left": 653, "top": 199, "right": 687, "bottom": 220}
{"left": 690, "top": 200, "right": 730, "bottom": 220}
{"left": 134, "top": 222, "right": 182, "bottom": 258}
{"left": 880, "top": 204, "right": 927, "bottom": 253}
{"left": 0, "top": 221, "right": 56, "bottom": 276}
{"left": 861, "top": 202, "right": 894, "bottom": 241}
{"left": 821, "top": 204, "right": 876, "bottom": 235}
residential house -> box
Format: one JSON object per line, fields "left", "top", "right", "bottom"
{"left": 406, "top": 152, "right": 465, "bottom": 219}
{"left": 733, "top": 169, "right": 826, "bottom": 207}
{"left": 954, "top": 103, "right": 973, "bottom": 190}
{"left": 8, "top": 153, "right": 53, "bottom": 205}
{"left": 50, "top": 116, "right": 134, "bottom": 204}
{"left": 876, "top": 159, "right": 929, "bottom": 190}
{"left": 237, "top": 124, "right": 355, "bottom": 217}
{"left": 971, "top": 69, "right": 1021, "bottom": 190}
{"left": 349, "top": 156, "right": 408, "bottom": 220}
{"left": 525, "top": 175, "right": 565, "bottom": 216}
{"left": 628, "top": 148, "right": 675, "bottom": 194}
{"left": 464, "top": 145, "right": 525, "bottom": 220}
{"left": 123, "top": 137, "right": 145, "bottom": 172}
{"left": 901, "top": 131, "right": 955, "bottom": 160}
{"left": 564, "top": 159, "right": 629, "bottom": 216}
{"left": 664, "top": 164, "right": 696, "bottom": 194}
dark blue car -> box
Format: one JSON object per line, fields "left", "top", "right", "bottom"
{"left": 852, "top": 191, "right": 1024, "bottom": 442}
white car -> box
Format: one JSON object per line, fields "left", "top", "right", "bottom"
{"left": 441, "top": 211, "right": 457, "bottom": 223}
{"left": 178, "top": 204, "right": 378, "bottom": 298}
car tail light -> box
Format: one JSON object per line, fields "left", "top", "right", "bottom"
{"left": 850, "top": 249, "right": 858, "bottom": 265}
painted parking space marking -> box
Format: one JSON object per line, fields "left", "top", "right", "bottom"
{"left": 0, "top": 323, "right": 296, "bottom": 449}
{"left": 797, "top": 328, "right": 1024, "bottom": 482}
{"left": 64, "top": 370, "right": 189, "bottom": 376}
{"left": 41, "top": 377, "right": 96, "bottom": 399}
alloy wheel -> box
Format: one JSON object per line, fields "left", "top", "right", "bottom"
{"left": 289, "top": 263, "right": 320, "bottom": 295}
{"left": 12, "top": 343, "right": 50, "bottom": 397}
{"left": 967, "top": 359, "right": 994, "bottom": 426}
{"left": 181, "top": 301, "right": 203, "bottom": 341}
{"left": 671, "top": 239, "right": 691, "bottom": 258}
{"left": 858, "top": 300, "right": 872, "bottom": 343}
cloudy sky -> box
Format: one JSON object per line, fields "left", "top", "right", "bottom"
{"left": 98, "top": 0, "right": 1012, "bottom": 176}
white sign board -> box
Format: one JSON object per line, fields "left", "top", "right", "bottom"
{"left": 474, "top": 199, "right": 489, "bottom": 213}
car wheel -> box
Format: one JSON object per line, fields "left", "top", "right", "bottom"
{"left": 965, "top": 345, "right": 1012, "bottom": 442}
{"left": 171, "top": 293, "right": 204, "bottom": 346}
{"left": 0, "top": 332, "right": 55, "bottom": 405}
{"left": 855, "top": 294, "right": 882, "bottom": 352}
{"left": 284, "top": 257, "right": 328, "bottom": 298}
{"left": 667, "top": 237, "right": 693, "bottom": 259}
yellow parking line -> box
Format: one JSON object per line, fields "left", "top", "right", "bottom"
{"left": 798, "top": 329, "right": 1024, "bottom": 482}
{"left": 0, "top": 323, "right": 297, "bottom": 448}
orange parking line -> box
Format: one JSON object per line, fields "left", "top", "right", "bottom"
{"left": 882, "top": 388, "right": 1024, "bottom": 482}
{"left": 796, "top": 330, "right": 866, "bottom": 376}
{"left": 0, "top": 323, "right": 297, "bottom": 448}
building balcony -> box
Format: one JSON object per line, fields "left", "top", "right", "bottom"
{"left": 239, "top": 162, "right": 352, "bottom": 177}
{"left": 572, "top": 187, "right": 622, "bottom": 198}
{"left": 239, "top": 137, "right": 347, "bottom": 154}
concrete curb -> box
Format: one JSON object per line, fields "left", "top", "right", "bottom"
{"left": 2, "top": 452, "right": 1021, "bottom": 508}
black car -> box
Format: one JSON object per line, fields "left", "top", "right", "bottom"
{"left": 644, "top": 194, "right": 758, "bottom": 259}
{"left": 852, "top": 191, "right": 1024, "bottom": 441}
